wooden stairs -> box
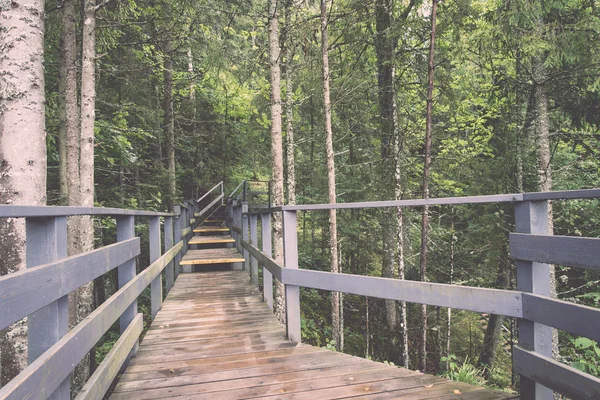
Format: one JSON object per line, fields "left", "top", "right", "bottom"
{"left": 181, "top": 205, "right": 245, "bottom": 272}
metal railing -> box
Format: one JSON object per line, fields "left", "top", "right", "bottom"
{"left": 233, "top": 187, "right": 600, "bottom": 400}
{"left": 0, "top": 200, "right": 199, "bottom": 400}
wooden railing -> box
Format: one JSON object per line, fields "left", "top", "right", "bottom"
{"left": 0, "top": 201, "right": 197, "bottom": 400}
{"left": 231, "top": 187, "right": 600, "bottom": 400}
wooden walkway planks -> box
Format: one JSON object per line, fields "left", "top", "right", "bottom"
{"left": 110, "top": 271, "right": 518, "bottom": 400}
{"left": 188, "top": 235, "right": 235, "bottom": 245}
{"left": 180, "top": 248, "right": 245, "bottom": 265}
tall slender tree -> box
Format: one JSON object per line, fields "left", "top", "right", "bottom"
{"left": 0, "top": 0, "right": 47, "bottom": 384}
{"left": 419, "top": 0, "right": 439, "bottom": 372}
{"left": 268, "top": 0, "right": 286, "bottom": 324}
{"left": 320, "top": 0, "right": 340, "bottom": 350}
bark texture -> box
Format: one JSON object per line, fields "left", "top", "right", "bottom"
{"left": 0, "top": 0, "right": 46, "bottom": 384}
{"left": 284, "top": 0, "right": 296, "bottom": 206}
{"left": 321, "top": 0, "right": 340, "bottom": 350}
{"left": 418, "top": 0, "right": 439, "bottom": 372}
{"left": 164, "top": 39, "right": 176, "bottom": 211}
{"left": 268, "top": 0, "right": 286, "bottom": 324}
{"left": 71, "top": 0, "right": 98, "bottom": 391}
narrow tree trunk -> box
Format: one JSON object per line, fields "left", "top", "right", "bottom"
{"left": 284, "top": 0, "right": 296, "bottom": 206}
{"left": 418, "top": 0, "right": 439, "bottom": 372}
{"left": 531, "top": 56, "right": 559, "bottom": 363}
{"left": 163, "top": 39, "right": 176, "bottom": 211}
{"left": 321, "top": 0, "right": 340, "bottom": 350}
{"left": 395, "top": 125, "right": 409, "bottom": 368}
{"left": 339, "top": 242, "right": 344, "bottom": 352}
{"left": 478, "top": 246, "right": 510, "bottom": 377}
{"left": 268, "top": 0, "right": 286, "bottom": 325}
{"left": 72, "top": 0, "right": 98, "bottom": 390}
{"left": 446, "top": 214, "right": 455, "bottom": 368}
{"left": 0, "top": 0, "right": 46, "bottom": 384}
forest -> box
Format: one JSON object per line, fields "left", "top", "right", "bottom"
{"left": 0, "top": 0, "right": 599, "bottom": 397}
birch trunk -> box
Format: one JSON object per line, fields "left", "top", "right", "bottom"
{"left": 418, "top": 0, "right": 439, "bottom": 372}
{"left": 321, "top": 0, "right": 340, "bottom": 351}
{"left": 71, "top": 0, "right": 98, "bottom": 390}
{"left": 284, "top": 0, "right": 296, "bottom": 206}
{"left": 163, "top": 39, "right": 176, "bottom": 211}
{"left": 268, "top": 0, "right": 286, "bottom": 324}
{"left": 531, "top": 56, "right": 559, "bottom": 363}
{"left": 0, "top": 0, "right": 46, "bottom": 383}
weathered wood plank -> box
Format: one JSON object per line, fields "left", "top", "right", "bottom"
{"left": 188, "top": 234, "right": 235, "bottom": 245}
{"left": 193, "top": 226, "right": 229, "bottom": 233}
{"left": 510, "top": 233, "right": 600, "bottom": 271}
{"left": 75, "top": 314, "right": 143, "bottom": 400}
{"left": 280, "top": 193, "right": 524, "bottom": 211}
{"left": 522, "top": 293, "right": 600, "bottom": 343}
{"left": 0, "top": 205, "right": 172, "bottom": 218}
{"left": 180, "top": 248, "right": 244, "bottom": 265}
{"left": 513, "top": 346, "right": 600, "bottom": 400}
{"left": 180, "top": 226, "right": 192, "bottom": 237}
{"left": 285, "top": 269, "right": 523, "bottom": 317}
{"left": 241, "top": 239, "right": 283, "bottom": 281}
{"left": 0, "top": 237, "right": 140, "bottom": 330}
{"left": 0, "top": 241, "right": 181, "bottom": 400}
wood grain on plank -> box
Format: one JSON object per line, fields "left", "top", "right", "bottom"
{"left": 110, "top": 270, "right": 515, "bottom": 400}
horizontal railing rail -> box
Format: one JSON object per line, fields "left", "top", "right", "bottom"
{"left": 0, "top": 199, "right": 198, "bottom": 400}
{"left": 234, "top": 186, "right": 600, "bottom": 400}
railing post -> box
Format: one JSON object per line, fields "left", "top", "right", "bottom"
{"left": 174, "top": 205, "right": 182, "bottom": 278}
{"left": 242, "top": 202, "right": 249, "bottom": 274}
{"left": 514, "top": 200, "right": 553, "bottom": 400}
{"left": 26, "top": 216, "right": 69, "bottom": 400}
{"left": 182, "top": 204, "right": 189, "bottom": 255}
{"left": 282, "top": 210, "right": 301, "bottom": 342}
{"left": 261, "top": 212, "right": 273, "bottom": 310}
{"left": 117, "top": 215, "right": 138, "bottom": 369}
{"left": 164, "top": 216, "right": 174, "bottom": 292}
{"left": 149, "top": 216, "right": 162, "bottom": 318}
{"left": 250, "top": 213, "right": 258, "bottom": 286}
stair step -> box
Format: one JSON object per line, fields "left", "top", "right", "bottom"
{"left": 188, "top": 235, "right": 235, "bottom": 245}
{"left": 193, "top": 226, "right": 230, "bottom": 233}
{"left": 180, "top": 248, "right": 245, "bottom": 265}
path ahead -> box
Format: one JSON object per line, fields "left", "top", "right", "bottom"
{"left": 110, "top": 271, "right": 517, "bottom": 399}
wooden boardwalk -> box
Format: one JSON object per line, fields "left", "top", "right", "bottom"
{"left": 110, "top": 271, "right": 517, "bottom": 400}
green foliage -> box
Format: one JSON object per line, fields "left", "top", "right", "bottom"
{"left": 568, "top": 337, "right": 600, "bottom": 377}
{"left": 441, "top": 355, "right": 486, "bottom": 387}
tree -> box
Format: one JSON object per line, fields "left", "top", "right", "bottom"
{"left": 283, "top": 0, "right": 296, "bottom": 206}
{"left": 0, "top": 0, "right": 47, "bottom": 384}
{"left": 418, "top": 0, "right": 439, "bottom": 372}
{"left": 268, "top": 0, "right": 286, "bottom": 324}
{"left": 319, "top": 0, "right": 341, "bottom": 350}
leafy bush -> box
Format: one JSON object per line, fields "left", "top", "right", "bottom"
{"left": 441, "top": 355, "right": 486, "bottom": 387}
{"left": 570, "top": 337, "right": 600, "bottom": 377}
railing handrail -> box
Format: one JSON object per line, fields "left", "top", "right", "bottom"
{"left": 228, "top": 180, "right": 246, "bottom": 199}
{"left": 0, "top": 205, "right": 173, "bottom": 218}
{"left": 229, "top": 183, "right": 600, "bottom": 400}
{"left": 196, "top": 181, "right": 223, "bottom": 204}
{"left": 239, "top": 188, "right": 600, "bottom": 214}
{"left": 0, "top": 194, "right": 200, "bottom": 400}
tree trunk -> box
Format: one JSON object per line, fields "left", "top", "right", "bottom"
{"left": 72, "top": 0, "right": 98, "bottom": 390}
{"left": 0, "top": 0, "right": 47, "bottom": 384}
{"left": 531, "top": 56, "right": 559, "bottom": 363}
{"left": 321, "top": 0, "right": 340, "bottom": 351}
{"left": 446, "top": 214, "right": 455, "bottom": 369}
{"left": 163, "top": 38, "right": 176, "bottom": 212}
{"left": 284, "top": 0, "right": 296, "bottom": 206}
{"left": 395, "top": 131, "right": 409, "bottom": 368}
{"left": 58, "top": 0, "right": 78, "bottom": 206}
{"left": 268, "top": 0, "right": 286, "bottom": 325}
{"left": 478, "top": 246, "right": 509, "bottom": 377}
{"left": 418, "top": 0, "right": 439, "bottom": 373}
